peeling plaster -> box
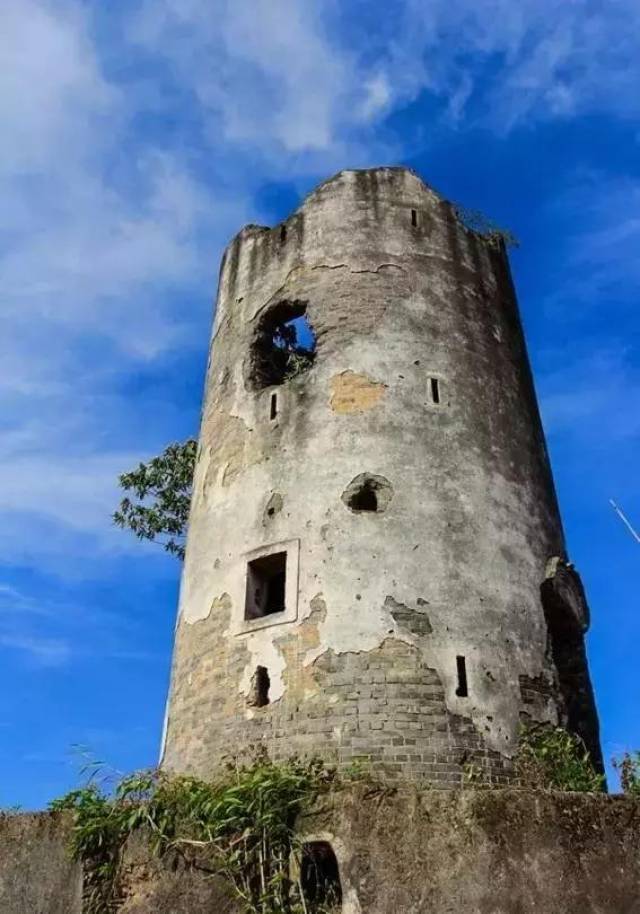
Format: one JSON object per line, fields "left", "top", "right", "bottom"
{"left": 329, "top": 371, "right": 386, "bottom": 414}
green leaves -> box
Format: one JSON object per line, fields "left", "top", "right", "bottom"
{"left": 51, "top": 755, "right": 337, "bottom": 914}
{"left": 113, "top": 438, "right": 197, "bottom": 559}
{"left": 515, "top": 724, "right": 605, "bottom": 793}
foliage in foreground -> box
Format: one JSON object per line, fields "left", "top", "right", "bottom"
{"left": 113, "top": 438, "right": 197, "bottom": 560}
{"left": 514, "top": 723, "right": 605, "bottom": 793}
{"left": 612, "top": 751, "right": 640, "bottom": 797}
{"left": 50, "top": 755, "right": 338, "bottom": 914}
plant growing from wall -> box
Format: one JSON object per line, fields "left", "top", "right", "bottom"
{"left": 113, "top": 438, "right": 197, "bottom": 559}
{"left": 514, "top": 723, "right": 604, "bottom": 793}
{"left": 50, "top": 754, "right": 339, "bottom": 914}
{"left": 612, "top": 751, "right": 640, "bottom": 797}
{"left": 452, "top": 204, "right": 520, "bottom": 248}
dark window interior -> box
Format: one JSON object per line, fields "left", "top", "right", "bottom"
{"left": 411, "top": 208, "right": 418, "bottom": 227}
{"left": 456, "top": 655, "right": 468, "bottom": 697}
{"left": 348, "top": 483, "right": 378, "bottom": 513}
{"left": 248, "top": 665, "right": 270, "bottom": 707}
{"left": 300, "top": 841, "right": 342, "bottom": 910}
{"left": 270, "top": 392, "right": 278, "bottom": 420}
{"left": 245, "top": 552, "right": 287, "bottom": 620}
{"left": 430, "top": 377, "right": 440, "bottom": 404}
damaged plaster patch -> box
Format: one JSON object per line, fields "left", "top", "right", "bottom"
{"left": 329, "top": 371, "right": 386, "bottom": 414}
{"left": 278, "top": 594, "right": 328, "bottom": 700}
{"left": 385, "top": 595, "right": 433, "bottom": 636}
{"left": 202, "top": 411, "right": 251, "bottom": 489}
{"left": 263, "top": 492, "right": 284, "bottom": 524}
{"left": 240, "top": 633, "right": 287, "bottom": 709}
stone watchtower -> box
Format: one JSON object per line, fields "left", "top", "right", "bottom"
{"left": 161, "top": 167, "right": 602, "bottom": 785}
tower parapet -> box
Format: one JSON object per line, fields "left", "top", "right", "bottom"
{"left": 161, "top": 167, "right": 602, "bottom": 784}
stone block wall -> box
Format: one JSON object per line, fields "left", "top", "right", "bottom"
{"left": 2, "top": 790, "right": 639, "bottom": 913}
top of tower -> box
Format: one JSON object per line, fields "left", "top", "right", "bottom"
{"left": 236, "top": 166, "right": 443, "bottom": 242}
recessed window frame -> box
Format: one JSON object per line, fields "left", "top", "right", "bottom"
{"left": 235, "top": 538, "right": 300, "bottom": 635}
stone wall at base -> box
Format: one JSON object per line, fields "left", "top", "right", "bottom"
{"left": 2, "top": 789, "right": 639, "bottom": 914}
{"left": 0, "top": 812, "right": 82, "bottom": 914}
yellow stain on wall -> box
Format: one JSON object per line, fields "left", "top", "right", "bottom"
{"left": 329, "top": 370, "right": 386, "bottom": 414}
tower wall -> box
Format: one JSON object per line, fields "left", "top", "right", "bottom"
{"left": 161, "top": 168, "right": 601, "bottom": 784}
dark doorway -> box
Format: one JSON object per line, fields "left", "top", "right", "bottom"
{"left": 300, "top": 841, "right": 342, "bottom": 911}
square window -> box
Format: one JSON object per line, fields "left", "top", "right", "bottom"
{"left": 235, "top": 538, "right": 300, "bottom": 634}
{"left": 245, "top": 551, "right": 287, "bottom": 620}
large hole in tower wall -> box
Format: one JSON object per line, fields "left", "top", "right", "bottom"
{"left": 300, "top": 842, "right": 343, "bottom": 910}
{"left": 248, "top": 300, "right": 317, "bottom": 390}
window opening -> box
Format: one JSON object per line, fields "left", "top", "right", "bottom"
{"left": 247, "top": 666, "right": 270, "bottom": 707}
{"left": 456, "top": 655, "right": 468, "bottom": 697}
{"left": 342, "top": 473, "right": 393, "bottom": 515}
{"left": 430, "top": 377, "right": 440, "bottom": 404}
{"left": 411, "top": 208, "right": 418, "bottom": 227}
{"left": 280, "top": 224, "right": 287, "bottom": 244}
{"left": 270, "top": 392, "right": 278, "bottom": 420}
{"left": 245, "top": 552, "right": 287, "bottom": 620}
{"left": 300, "top": 842, "right": 342, "bottom": 910}
{"left": 250, "top": 301, "right": 317, "bottom": 389}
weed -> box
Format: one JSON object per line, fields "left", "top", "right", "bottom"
{"left": 515, "top": 724, "right": 604, "bottom": 793}
{"left": 612, "top": 752, "right": 640, "bottom": 797}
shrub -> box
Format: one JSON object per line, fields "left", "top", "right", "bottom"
{"left": 50, "top": 755, "right": 338, "bottom": 914}
{"left": 515, "top": 724, "right": 604, "bottom": 793}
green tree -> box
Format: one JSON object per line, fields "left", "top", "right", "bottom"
{"left": 113, "top": 439, "right": 197, "bottom": 559}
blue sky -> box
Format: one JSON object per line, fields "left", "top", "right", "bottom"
{"left": 1, "top": 0, "right": 639, "bottom": 808}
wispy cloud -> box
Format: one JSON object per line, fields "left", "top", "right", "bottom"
{"left": 3, "top": 0, "right": 640, "bottom": 574}
{"left": 0, "top": 634, "right": 71, "bottom": 668}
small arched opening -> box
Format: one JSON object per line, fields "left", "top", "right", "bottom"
{"left": 300, "top": 841, "right": 343, "bottom": 911}
{"left": 247, "top": 665, "right": 270, "bottom": 708}
{"left": 341, "top": 473, "right": 393, "bottom": 515}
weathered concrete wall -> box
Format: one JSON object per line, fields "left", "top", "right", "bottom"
{"left": 162, "top": 166, "right": 601, "bottom": 784}
{"left": 3, "top": 791, "right": 639, "bottom": 913}
{"left": 0, "top": 812, "right": 82, "bottom": 914}
{"left": 311, "top": 787, "right": 640, "bottom": 914}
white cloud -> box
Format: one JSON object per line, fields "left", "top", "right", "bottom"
{"left": 2, "top": 0, "right": 640, "bottom": 576}
{"left": 362, "top": 0, "right": 640, "bottom": 129}
{"left": 540, "top": 349, "right": 640, "bottom": 442}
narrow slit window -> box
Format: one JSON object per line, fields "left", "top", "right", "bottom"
{"left": 245, "top": 552, "right": 287, "bottom": 620}
{"left": 270, "top": 392, "right": 278, "bottom": 420}
{"left": 430, "top": 377, "right": 440, "bottom": 404}
{"left": 411, "top": 208, "right": 418, "bottom": 227}
{"left": 456, "top": 655, "right": 468, "bottom": 697}
{"left": 280, "top": 224, "right": 287, "bottom": 244}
